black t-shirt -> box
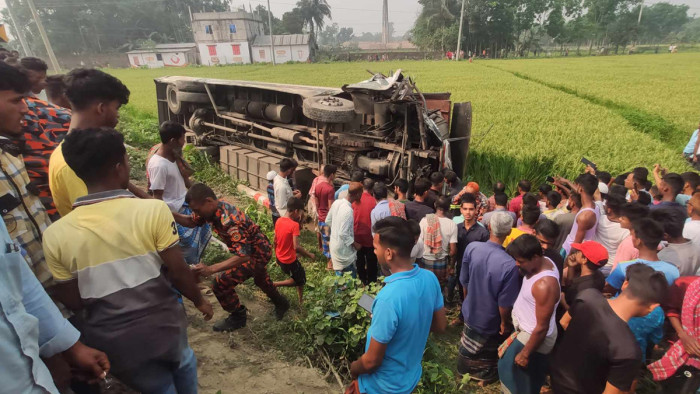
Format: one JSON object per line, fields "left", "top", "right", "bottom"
{"left": 544, "top": 248, "right": 564, "bottom": 279}
{"left": 551, "top": 289, "right": 641, "bottom": 394}
{"left": 405, "top": 201, "right": 435, "bottom": 223}
{"left": 564, "top": 270, "right": 606, "bottom": 307}
{"left": 425, "top": 189, "right": 440, "bottom": 210}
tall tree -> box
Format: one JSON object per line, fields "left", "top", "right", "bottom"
{"left": 296, "top": 0, "right": 331, "bottom": 39}
{"left": 0, "top": 0, "right": 229, "bottom": 55}
{"left": 254, "top": 4, "right": 284, "bottom": 35}
{"left": 281, "top": 9, "right": 305, "bottom": 34}
{"left": 638, "top": 3, "right": 690, "bottom": 43}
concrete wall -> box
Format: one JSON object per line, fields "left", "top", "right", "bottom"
{"left": 160, "top": 50, "right": 193, "bottom": 67}
{"left": 192, "top": 13, "right": 264, "bottom": 44}
{"left": 127, "top": 50, "right": 195, "bottom": 68}
{"left": 252, "top": 44, "right": 310, "bottom": 63}
{"left": 198, "top": 42, "right": 252, "bottom": 65}
{"left": 128, "top": 52, "right": 161, "bottom": 68}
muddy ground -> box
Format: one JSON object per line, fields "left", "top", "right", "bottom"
{"left": 105, "top": 285, "right": 332, "bottom": 394}
{"left": 186, "top": 287, "right": 332, "bottom": 394}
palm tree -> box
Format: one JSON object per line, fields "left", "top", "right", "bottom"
{"left": 296, "top": 0, "right": 332, "bottom": 38}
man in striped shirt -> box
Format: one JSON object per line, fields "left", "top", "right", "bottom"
{"left": 44, "top": 128, "right": 213, "bottom": 393}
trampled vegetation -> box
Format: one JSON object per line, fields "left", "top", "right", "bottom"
{"left": 110, "top": 53, "right": 695, "bottom": 194}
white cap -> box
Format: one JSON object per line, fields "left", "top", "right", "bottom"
{"left": 266, "top": 170, "right": 277, "bottom": 181}
{"left": 598, "top": 182, "right": 609, "bottom": 195}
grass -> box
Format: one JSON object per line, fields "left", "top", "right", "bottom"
{"left": 490, "top": 53, "right": 700, "bottom": 142}
{"left": 108, "top": 56, "right": 694, "bottom": 194}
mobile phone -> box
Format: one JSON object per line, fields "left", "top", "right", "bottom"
{"left": 545, "top": 176, "right": 555, "bottom": 183}
{"left": 581, "top": 157, "right": 597, "bottom": 170}
{"left": 358, "top": 294, "right": 375, "bottom": 313}
{"left": 0, "top": 193, "right": 21, "bottom": 216}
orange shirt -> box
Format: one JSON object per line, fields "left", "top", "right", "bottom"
{"left": 275, "top": 217, "right": 300, "bottom": 264}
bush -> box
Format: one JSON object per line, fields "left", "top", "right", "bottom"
{"left": 295, "top": 274, "right": 381, "bottom": 364}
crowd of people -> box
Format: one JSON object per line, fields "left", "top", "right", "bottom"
{"left": 300, "top": 158, "right": 700, "bottom": 393}
{"left": 2, "top": 48, "right": 700, "bottom": 394}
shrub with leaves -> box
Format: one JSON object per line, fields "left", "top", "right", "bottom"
{"left": 295, "top": 274, "right": 381, "bottom": 366}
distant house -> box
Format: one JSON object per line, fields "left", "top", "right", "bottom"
{"left": 127, "top": 43, "right": 198, "bottom": 68}
{"left": 192, "top": 11, "right": 311, "bottom": 65}
{"left": 192, "top": 11, "right": 264, "bottom": 65}
{"left": 251, "top": 34, "right": 310, "bottom": 63}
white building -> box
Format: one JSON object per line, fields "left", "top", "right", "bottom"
{"left": 192, "top": 11, "right": 263, "bottom": 65}
{"left": 126, "top": 43, "right": 198, "bottom": 68}
{"left": 251, "top": 34, "right": 310, "bottom": 63}
{"left": 192, "top": 11, "right": 311, "bottom": 65}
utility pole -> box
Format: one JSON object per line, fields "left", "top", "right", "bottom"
{"left": 6, "top": 0, "right": 32, "bottom": 56}
{"left": 381, "top": 0, "right": 389, "bottom": 46}
{"left": 267, "top": 0, "right": 276, "bottom": 65}
{"left": 637, "top": 0, "right": 644, "bottom": 25}
{"left": 456, "top": 0, "right": 466, "bottom": 61}
{"left": 26, "top": 0, "right": 60, "bottom": 71}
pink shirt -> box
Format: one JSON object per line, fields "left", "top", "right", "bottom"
{"left": 509, "top": 194, "right": 524, "bottom": 219}
{"left": 611, "top": 235, "right": 639, "bottom": 271}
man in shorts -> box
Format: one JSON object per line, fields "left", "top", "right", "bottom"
{"left": 273, "top": 196, "right": 315, "bottom": 304}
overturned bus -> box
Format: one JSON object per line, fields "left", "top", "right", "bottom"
{"left": 154, "top": 70, "right": 471, "bottom": 195}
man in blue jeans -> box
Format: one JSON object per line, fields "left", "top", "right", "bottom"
{"left": 348, "top": 217, "right": 447, "bottom": 393}
{"left": 43, "top": 128, "right": 213, "bottom": 393}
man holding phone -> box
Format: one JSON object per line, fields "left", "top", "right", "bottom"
{"left": 624, "top": 167, "right": 651, "bottom": 202}
{"left": 347, "top": 217, "right": 447, "bottom": 394}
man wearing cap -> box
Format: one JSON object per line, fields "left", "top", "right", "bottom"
{"left": 595, "top": 182, "right": 609, "bottom": 213}
{"left": 453, "top": 181, "right": 489, "bottom": 220}
{"left": 560, "top": 241, "right": 608, "bottom": 313}
{"left": 266, "top": 170, "right": 280, "bottom": 225}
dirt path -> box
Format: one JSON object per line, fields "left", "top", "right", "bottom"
{"left": 187, "top": 287, "right": 332, "bottom": 394}
{"left": 121, "top": 179, "right": 331, "bottom": 393}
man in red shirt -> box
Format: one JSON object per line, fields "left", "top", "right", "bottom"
{"left": 273, "top": 197, "right": 315, "bottom": 305}
{"left": 353, "top": 178, "right": 377, "bottom": 284}
{"left": 313, "top": 165, "right": 336, "bottom": 270}
{"left": 509, "top": 179, "right": 532, "bottom": 220}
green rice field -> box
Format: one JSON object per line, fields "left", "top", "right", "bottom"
{"left": 109, "top": 53, "right": 699, "bottom": 192}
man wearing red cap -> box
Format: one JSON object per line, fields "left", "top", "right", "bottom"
{"left": 560, "top": 241, "right": 608, "bottom": 314}
{"left": 453, "top": 181, "right": 488, "bottom": 220}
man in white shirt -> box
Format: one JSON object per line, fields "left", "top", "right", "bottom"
{"left": 326, "top": 182, "right": 363, "bottom": 277}
{"left": 274, "top": 158, "right": 301, "bottom": 217}
{"left": 419, "top": 196, "right": 458, "bottom": 288}
{"left": 148, "top": 122, "right": 189, "bottom": 210}
{"left": 147, "top": 121, "right": 210, "bottom": 264}
{"left": 685, "top": 194, "right": 700, "bottom": 246}
{"left": 593, "top": 194, "right": 629, "bottom": 276}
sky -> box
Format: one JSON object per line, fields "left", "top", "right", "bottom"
{"left": 237, "top": 0, "right": 700, "bottom": 35}
{"left": 1, "top": 0, "right": 699, "bottom": 37}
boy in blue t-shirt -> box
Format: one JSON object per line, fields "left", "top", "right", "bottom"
{"left": 348, "top": 217, "right": 447, "bottom": 394}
